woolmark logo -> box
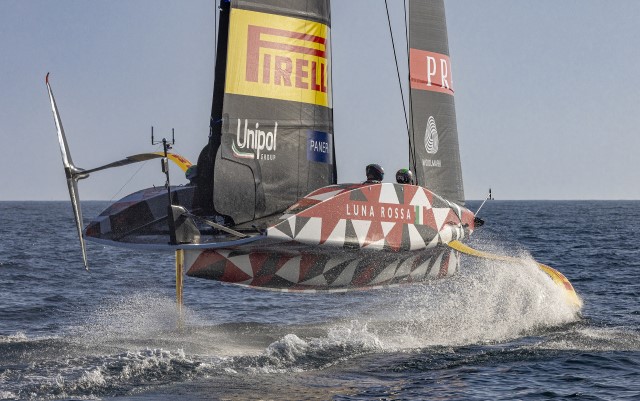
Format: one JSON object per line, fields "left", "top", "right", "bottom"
{"left": 424, "top": 116, "right": 439, "bottom": 154}
{"left": 232, "top": 119, "right": 278, "bottom": 161}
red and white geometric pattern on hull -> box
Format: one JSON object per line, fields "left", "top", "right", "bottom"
{"left": 267, "top": 183, "right": 475, "bottom": 251}
{"left": 185, "top": 243, "right": 460, "bottom": 292}
{"left": 184, "top": 183, "right": 473, "bottom": 291}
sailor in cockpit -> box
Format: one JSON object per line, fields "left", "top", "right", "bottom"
{"left": 185, "top": 165, "right": 198, "bottom": 185}
{"left": 395, "top": 168, "right": 414, "bottom": 185}
{"left": 364, "top": 163, "right": 384, "bottom": 184}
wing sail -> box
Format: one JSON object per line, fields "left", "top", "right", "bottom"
{"left": 408, "top": 0, "right": 465, "bottom": 205}
{"left": 195, "top": 0, "right": 335, "bottom": 224}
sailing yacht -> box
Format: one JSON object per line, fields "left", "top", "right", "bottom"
{"left": 47, "top": 0, "right": 580, "bottom": 306}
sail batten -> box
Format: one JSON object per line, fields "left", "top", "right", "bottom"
{"left": 408, "top": 0, "right": 465, "bottom": 205}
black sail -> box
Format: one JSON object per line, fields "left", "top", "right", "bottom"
{"left": 408, "top": 0, "right": 464, "bottom": 205}
{"left": 201, "top": 0, "right": 334, "bottom": 225}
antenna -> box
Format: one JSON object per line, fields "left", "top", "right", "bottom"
{"left": 151, "top": 126, "right": 177, "bottom": 244}
{"left": 151, "top": 126, "right": 175, "bottom": 147}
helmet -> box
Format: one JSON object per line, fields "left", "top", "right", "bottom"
{"left": 365, "top": 164, "right": 384, "bottom": 182}
{"left": 395, "top": 168, "right": 414, "bottom": 184}
{"left": 185, "top": 165, "right": 198, "bottom": 181}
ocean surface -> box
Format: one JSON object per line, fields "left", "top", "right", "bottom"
{"left": 0, "top": 200, "right": 638, "bottom": 400}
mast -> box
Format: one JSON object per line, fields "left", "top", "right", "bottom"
{"left": 193, "top": 0, "right": 232, "bottom": 214}
{"left": 407, "top": 0, "right": 465, "bottom": 205}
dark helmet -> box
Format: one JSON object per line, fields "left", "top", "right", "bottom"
{"left": 185, "top": 165, "right": 198, "bottom": 181}
{"left": 365, "top": 164, "right": 384, "bottom": 182}
{"left": 395, "top": 168, "right": 414, "bottom": 184}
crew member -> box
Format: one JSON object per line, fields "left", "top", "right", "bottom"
{"left": 185, "top": 164, "right": 198, "bottom": 185}
{"left": 365, "top": 163, "right": 384, "bottom": 183}
{"left": 395, "top": 168, "right": 414, "bottom": 185}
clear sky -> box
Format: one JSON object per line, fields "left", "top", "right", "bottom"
{"left": 1, "top": 0, "right": 639, "bottom": 201}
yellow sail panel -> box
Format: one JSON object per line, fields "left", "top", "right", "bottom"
{"left": 225, "top": 8, "right": 331, "bottom": 107}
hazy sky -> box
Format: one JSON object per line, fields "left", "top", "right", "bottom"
{"left": 2, "top": 0, "right": 639, "bottom": 201}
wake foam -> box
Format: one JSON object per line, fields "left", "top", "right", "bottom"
{"left": 0, "top": 332, "right": 28, "bottom": 343}
{"left": 538, "top": 326, "right": 640, "bottom": 352}
{"left": 1, "top": 323, "right": 384, "bottom": 399}
{"left": 74, "top": 292, "right": 196, "bottom": 340}
{"left": 3, "top": 348, "right": 210, "bottom": 400}
{"left": 229, "top": 321, "right": 383, "bottom": 373}
{"left": 357, "top": 250, "right": 581, "bottom": 349}
{"left": 2, "top": 247, "right": 587, "bottom": 400}
{"left": 69, "top": 292, "right": 229, "bottom": 355}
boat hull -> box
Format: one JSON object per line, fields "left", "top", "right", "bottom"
{"left": 267, "top": 183, "right": 476, "bottom": 251}
{"left": 184, "top": 243, "right": 460, "bottom": 292}
{"left": 84, "top": 183, "right": 476, "bottom": 252}
{"left": 84, "top": 182, "right": 476, "bottom": 291}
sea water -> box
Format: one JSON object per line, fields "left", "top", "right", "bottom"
{"left": 0, "top": 201, "right": 638, "bottom": 400}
